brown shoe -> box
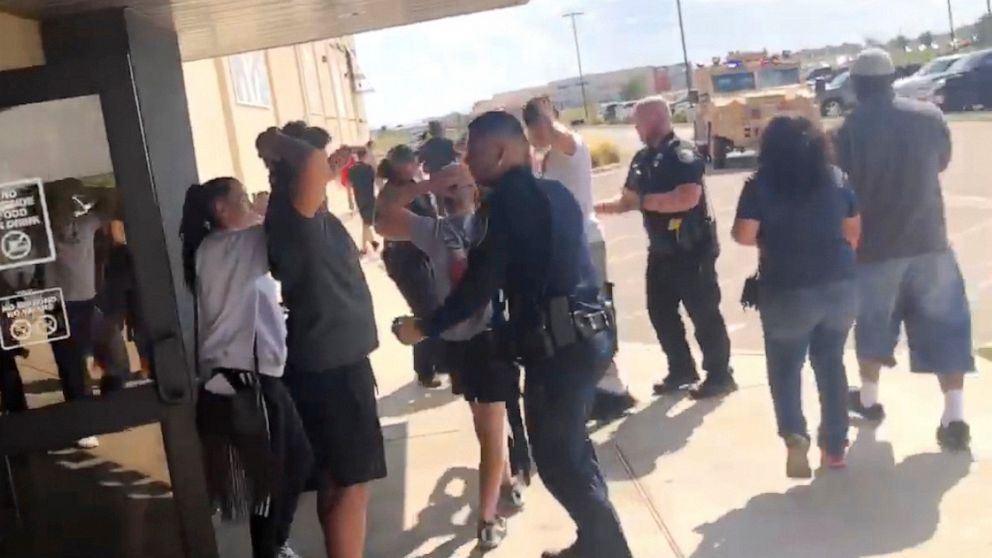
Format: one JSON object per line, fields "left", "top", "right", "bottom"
{"left": 784, "top": 433, "right": 812, "bottom": 479}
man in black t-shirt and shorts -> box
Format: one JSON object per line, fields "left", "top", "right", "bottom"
{"left": 348, "top": 147, "right": 380, "bottom": 255}
{"left": 257, "top": 123, "right": 386, "bottom": 558}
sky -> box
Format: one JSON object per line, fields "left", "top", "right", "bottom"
{"left": 355, "top": 0, "right": 991, "bottom": 127}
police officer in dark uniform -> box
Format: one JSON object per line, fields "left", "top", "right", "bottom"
{"left": 596, "top": 97, "right": 736, "bottom": 400}
{"left": 395, "top": 111, "right": 632, "bottom": 558}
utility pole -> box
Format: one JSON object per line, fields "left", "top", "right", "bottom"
{"left": 675, "top": 0, "right": 693, "bottom": 95}
{"left": 947, "top": 0, "right": 957, "bottom": 47}
{"left": 563, "top": 12, "right": 590, "bottom": 121}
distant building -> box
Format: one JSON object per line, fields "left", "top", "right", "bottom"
{"left": 472, "top": 63, "right": 690, "bottom": 117}
{"left": 472, "top": 84, "right": 552, "bottom": 115}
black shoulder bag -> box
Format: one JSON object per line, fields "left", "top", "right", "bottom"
{"left": 739, "top": 175, "right": 761, "bottom": 310}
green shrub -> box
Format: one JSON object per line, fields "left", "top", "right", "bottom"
{"left": 589, "top": 139, "right": 620, "bottom": 168}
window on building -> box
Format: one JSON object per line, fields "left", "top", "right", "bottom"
{"left": 228, "top": 52, "right": 272, "bottom": 108}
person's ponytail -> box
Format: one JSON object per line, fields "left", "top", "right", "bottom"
{"left": 179, "top": 178, "right": 236, "bottom": 291}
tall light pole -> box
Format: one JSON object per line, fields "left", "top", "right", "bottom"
{"left": 563, "top": 11, "right": 590, "bottom": 121}
{"left": 675, "top": 0, "right": 693, "bottom": 94}
{"left": 947, "top": 0, "right": 957, "bottom": 46}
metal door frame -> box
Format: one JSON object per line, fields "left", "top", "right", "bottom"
{"left": 0, "top": 59, "right": 217, "bottom": 558}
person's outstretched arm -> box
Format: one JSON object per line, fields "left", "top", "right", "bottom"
{"left": 595, "top": 153, "right": 643, "bottom": 215}
{"left": 375, "top": 164, "right": 472, "bottom": 240}
{"left": 594, "top": 188, "right": 641, "bottom": 215}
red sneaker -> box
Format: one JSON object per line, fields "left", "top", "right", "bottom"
{"left": 821, "top": 450, "right": 847, "bottom": 470}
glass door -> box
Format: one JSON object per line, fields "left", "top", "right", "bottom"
{"left": 0, "top": 77, "right": 214, "bottom": 556}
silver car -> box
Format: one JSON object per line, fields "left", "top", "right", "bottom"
{"left": 894, "top": 54, "right": 965, "bottom": 102}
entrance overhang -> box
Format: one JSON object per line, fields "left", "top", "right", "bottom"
{"left": 0, "top": 0, "right": 528, "bottom": 60}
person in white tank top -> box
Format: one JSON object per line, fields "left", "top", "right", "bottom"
{"left": 523, "top": 96, "right": 636, "bottom": 421}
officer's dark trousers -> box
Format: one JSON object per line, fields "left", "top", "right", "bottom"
{"left": 525, "top": 333, "right": 632, "bottom": 557}
{"left": 383, "top": 247, "right": 440, "bottom": 381}
{"left": 646, "top": 252, "right": 731, "bottom": 381}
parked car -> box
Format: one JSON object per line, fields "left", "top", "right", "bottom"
{"left": 935, "top": 48, "right": 992, "bottom": 112}
{"left": 804, "top": 65, "right": 835, "bottom": 87}
{"left": 895, "top": 63, "right": 922, "bottom": 78}
{"left": 894, "top": 53, "right": 966, "bottom": 103}
{"left": 600, "top": 100, "right": 637, "bottom": 123}
{"left": 816, "top": 70, "right": 855, "bottom": 117}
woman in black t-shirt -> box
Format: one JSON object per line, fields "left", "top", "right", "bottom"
{"left": 257, "top": 122, "right": 386, "bottom": 558}
{"left": 732, "top": 116, "right": 862, "bottom": 479}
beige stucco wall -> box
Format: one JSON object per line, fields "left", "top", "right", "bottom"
{"left": 267, "top": 46, "right": 307, "bottom": 124}
{"left": 0, "top": 11, "right": 44, "bottom": 71}
{"left": 181, "top": 36, "right": 368, "bottom": 196}
{"left": 183, "top": 58, "right": 238, "bottom": 182}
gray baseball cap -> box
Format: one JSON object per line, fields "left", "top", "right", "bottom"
{"left": 850, "top": 48, "right": 896, "bottom": 77}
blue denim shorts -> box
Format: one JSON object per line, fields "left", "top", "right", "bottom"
{"left": 855, "top": 250, "right": 975, "bottom": 374}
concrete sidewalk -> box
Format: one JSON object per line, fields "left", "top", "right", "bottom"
{"left": 216, "top": 240, "right": 992, "bottom": 558}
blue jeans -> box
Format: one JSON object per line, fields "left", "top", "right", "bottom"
{"left": 524, "top": 332, "right": 632, "bottom": 557}
{"left": 759, "top": 280, "right": 858, "bottom": 455}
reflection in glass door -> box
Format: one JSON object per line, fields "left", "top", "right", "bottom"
{"left": 0, "top": 95, "right": 189, "bottom": 557}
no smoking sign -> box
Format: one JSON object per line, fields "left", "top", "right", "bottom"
{"left": 0, "top": 287, "right": 71, "bottom": 350}
{"left": 0, "top": 178, "right": 56, "bottom": 271}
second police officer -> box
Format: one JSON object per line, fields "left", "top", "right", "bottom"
{"left": 596, "top": 96, "right": 737, "bottom": 399}
{"left": 394, "top": 111, "right": 633, "bottom": 558}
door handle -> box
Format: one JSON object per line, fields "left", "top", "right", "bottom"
{"left": 152, "top": 333, "right": 190, "bottom": 404}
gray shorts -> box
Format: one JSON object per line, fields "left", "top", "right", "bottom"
{"left": 855, "top": 250, "right": 975, "bottom": 374}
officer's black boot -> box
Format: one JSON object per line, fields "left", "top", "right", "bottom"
{"left": 689, "top": 368, "right": 738, "bottom": 400}
{"left": 652, "top": 371, "right": 700, "bottom": 396}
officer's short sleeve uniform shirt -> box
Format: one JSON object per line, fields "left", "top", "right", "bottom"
{"left": 624, "top": 133, "right": 708, "bottom": 254}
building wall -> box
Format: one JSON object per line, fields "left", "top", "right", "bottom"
{"left": 0, "top": 11, "right": 44, "bottom": 71}
{"left": 183, "top": 59, "right": 238, "bottom": 182}
{"left": 267, "top": 46, "right": 307, "bottom": 125}
{"left": 182, "top": 36, "right": 369, "bottom": 195}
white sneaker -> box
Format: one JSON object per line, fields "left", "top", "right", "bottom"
{"left": 77, "top": 436, "right": 100, "bottom": 449}
{"left": 499, "top": 479, "right": 526, "bottom": 511}
{"left": 477, "top": 516, "right": 507, "bottom": 551}
{"left": 277, "top": 544, "right": 302, "bottom": 558}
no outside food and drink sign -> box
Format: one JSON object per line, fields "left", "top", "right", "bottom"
{"left": 0, "top": 178, "right": 56, "bottom": 270}
{"left": 0, "top": 178, "right": 68, "bottom": 350}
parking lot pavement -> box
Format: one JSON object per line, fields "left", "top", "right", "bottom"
{"left": 590, "top": 120, "right": 992, "bottom": 359}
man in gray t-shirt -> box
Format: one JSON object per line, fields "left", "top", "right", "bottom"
{"left": 407, "top": 212, "right": 492, "bottom": 341}
{"left": 375, "top": 169, "right": 527, "bottom": 549}
{"left": 837, "top": 49, "right": 974, "bottom": 452}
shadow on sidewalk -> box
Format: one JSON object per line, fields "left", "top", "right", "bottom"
{"left": 604, "top": 394, "right": 724, "bottom": 479}
{"left": 378, "top": 379, "right": 458, "bottom": 419}
{"left": 689, "top": 426, "right": 972, "bottom": 558}
{"left": 2, "top": 444, "right": 180, "bottom": 557}
{"left": 379, "top": 466, "right": 482, "bottom": 558}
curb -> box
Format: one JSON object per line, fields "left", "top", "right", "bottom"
{"left": 592, "top": 163, "right": 622, "bottom": 175}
